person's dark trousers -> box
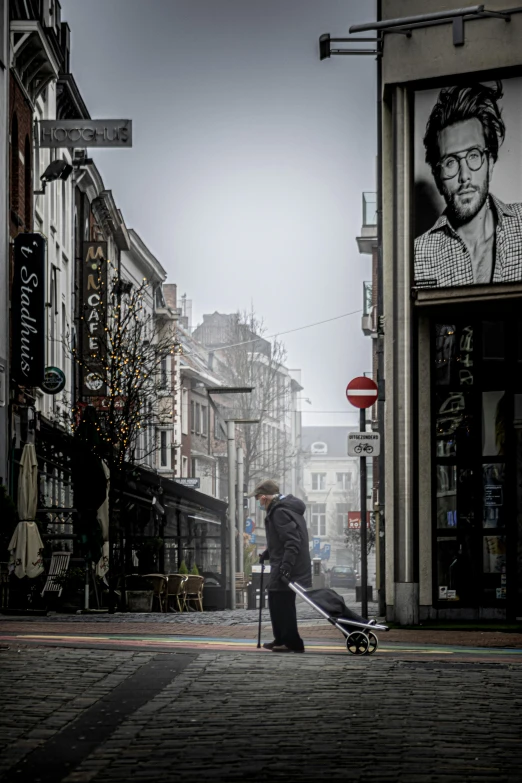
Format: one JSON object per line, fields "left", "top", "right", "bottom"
{"left": 268, "top": 590, "right": 305, "bottom": 650}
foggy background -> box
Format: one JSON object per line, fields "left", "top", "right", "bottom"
{"left": 62, "top": 0, "right": 377, "bottom": 427}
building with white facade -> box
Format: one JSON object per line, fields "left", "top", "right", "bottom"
{"left": 302, "top": 426, "right": 376, "bottom": 584}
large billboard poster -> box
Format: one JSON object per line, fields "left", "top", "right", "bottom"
{"left": 414, "top": 78, "right": 522, "bottom": 289}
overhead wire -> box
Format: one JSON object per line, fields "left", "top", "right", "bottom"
{"left": 215, "top": 308, "right": 363, "bottom": 350}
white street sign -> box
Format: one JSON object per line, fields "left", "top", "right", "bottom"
{"left": 347, "top": 431, "right": 380, "bottom": 457}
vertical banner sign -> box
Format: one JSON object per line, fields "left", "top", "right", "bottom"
{"left": 81, "top": 241, "right": 108, "bottom": 397}
{"left": 12, "top": 234, "right": 46, "bottom": 386}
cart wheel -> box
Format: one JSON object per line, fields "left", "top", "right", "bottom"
{"left": 346, "top": 631, "right": 369, "bottom": 655}
{"left": 366, "top": 631, "right": 378, "bottom": 655}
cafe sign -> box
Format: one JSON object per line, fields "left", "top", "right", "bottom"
{"left": 81, "top": 241, "right": 108, "bottom": 397}
{"left": 38, "top": 119, "right": 132, "bottom": 148}
{"left": 11, "top": 233, "right": 46, "bottom": 387}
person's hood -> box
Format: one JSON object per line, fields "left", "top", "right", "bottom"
{"left": 269, "top": 494, "right": 306, "bottom": 516}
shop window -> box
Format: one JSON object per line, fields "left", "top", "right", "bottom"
{"left": 483, "top": 464, "right": 505, "bottom": 529}
{"left": 436, "top": 465, "right": 457, "bottom": 528}
{"left": 482, "top": 321, "right": 505, "bottom": 360}
{"left": 482, "top": 392, "right": 506, "bottom": 457}
{"left": 436, "top": 536, "right": 477, "bottom": 604}
{"left": 483, "top": 535, "right": 506, "bottom": 576}
{"left": 434, "top": 324, "right": 473, "bottom": 387}
{"left": 435, "top": 390, "right": 475, "bottom": 459}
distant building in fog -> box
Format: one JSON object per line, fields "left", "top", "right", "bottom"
{"left": 302, "top": 426, "right": 376, "bottom": 583}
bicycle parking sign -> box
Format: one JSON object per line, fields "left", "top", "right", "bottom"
{"left": 347, "top": 431, "right": 380, "bottom": 457}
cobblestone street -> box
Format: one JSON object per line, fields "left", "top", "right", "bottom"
{"left": 0, "top": 632, "right": 521, "bottom": 783}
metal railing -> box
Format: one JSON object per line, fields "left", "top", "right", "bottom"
{"left": 363, "top": 192, "right": 377, "bottom": 227}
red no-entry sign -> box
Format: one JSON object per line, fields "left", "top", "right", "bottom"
{"left": 346, "top": 376, "right": 378, "bottom": 409}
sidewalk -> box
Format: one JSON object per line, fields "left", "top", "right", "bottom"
{"left": 1, "top": 608, "right": 522, "bottom": 649}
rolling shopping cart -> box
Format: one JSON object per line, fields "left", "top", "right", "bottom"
{"left": 288, "top": 580, "right": 388, "bottom": 655}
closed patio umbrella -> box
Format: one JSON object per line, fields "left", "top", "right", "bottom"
{"left": 17, "top": 442, "right": 38, "bottom": 523}
{"left": 8, "top": 443, "right": 44, "bottom": 579}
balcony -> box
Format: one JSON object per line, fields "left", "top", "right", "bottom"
{"left": 356, "top": 192, "right": 378, "bottom": 255}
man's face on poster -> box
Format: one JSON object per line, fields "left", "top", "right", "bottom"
{"left": 436, "top": 117, "right": 494, "bottom": 223}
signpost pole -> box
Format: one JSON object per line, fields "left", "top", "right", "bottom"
{"left": 360, "top": 408, "right": 368, "bottom": 619}
{"left": 227, "top": 420, "right": 236, "bottom": 609}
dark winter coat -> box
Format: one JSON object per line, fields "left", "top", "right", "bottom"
{"left": 264, "top": 495, "right": 312, "bottom": 591}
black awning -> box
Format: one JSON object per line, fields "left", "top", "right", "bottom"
{"left": 160, "top": 475, "right": 227, "bottom": 516}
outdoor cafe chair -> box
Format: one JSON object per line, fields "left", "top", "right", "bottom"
{"left": 235, "top": 572, "right": 249, "bottom": 609}
{"left": 184, "top": 574, "right": 205, "bottom": 612}
{"left": 41, "top": 551, "right": 71, "bottom": 599}
{"left": 166, "top": 573, "right": 188, "bottom": 612}
{"left": 142, "top": 574, "right": 168, "bottom": 613}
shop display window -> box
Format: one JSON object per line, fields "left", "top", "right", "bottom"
{"left": 432, "top": 318, "right": 518, "bottom": 611}
{"left": 434, "top": 324, "right": 473, "bottom": 387}
{"left": 436, "top": 465, "right": 457, "bottom": 528}
{"left": 483, "top": 464, "right": 505, "bottom": 529}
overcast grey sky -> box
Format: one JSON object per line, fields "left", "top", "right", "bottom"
{"left": 62, "top": 0, "right": 377, "bottom": 427}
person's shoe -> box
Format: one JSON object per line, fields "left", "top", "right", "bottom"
{"left": 262, "top": 641, "right": 277, "bottom": 650}
{"left": 271, "top": 644, "right": 305, "bottom": 653}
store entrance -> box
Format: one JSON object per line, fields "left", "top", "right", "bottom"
{"left": 431, "top": 314, "right": 522, "bottom": 620}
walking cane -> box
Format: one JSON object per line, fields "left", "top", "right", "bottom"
{"left": 256, "top": 562, "right": 265, "bottom": 648}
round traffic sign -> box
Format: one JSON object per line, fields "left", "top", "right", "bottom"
{"left": 346, "top": 376, "right": 378, "bottom": 409}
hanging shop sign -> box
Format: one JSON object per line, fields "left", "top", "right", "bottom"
{"left": 38, "top": 119, "right": 132, "bottom": 148}
{"left": 11, "top": 233, "right": 46, "bottom": 387}
{"left": 81, "top": 241, "right": 108, "bottom": 398}
{"left": 41, "top": 366, "right": 66, "bottom": 395}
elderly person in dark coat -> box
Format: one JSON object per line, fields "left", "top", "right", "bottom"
{"left": 251, "top": 479, "right": 311, "bottom": 653}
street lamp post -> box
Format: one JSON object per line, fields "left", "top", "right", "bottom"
{"left": 207, "top": 387, "right": 257, "bottom": 610}
{"left": 225, "top": 418, "right": 260, "bottom": 609}
{"left": 237, "top": 445, "right": 244, "bottom": 573}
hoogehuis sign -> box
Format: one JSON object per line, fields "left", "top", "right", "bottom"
{"left": 12, "top": 234, "right": 46, "bottom": 387}
{"left": 38, "top": 120, "right": 132, "bottom": 148}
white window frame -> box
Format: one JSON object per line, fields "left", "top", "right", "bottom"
{"left": 310, "top": 503, "right": 326, "bottom": 536}
{"left": 336, "top": 472, "right": 351, "bottom": 491}
{"left": 311, "top": 472, "right": 326, "bottom": 491}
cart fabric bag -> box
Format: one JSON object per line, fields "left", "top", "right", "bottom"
{"left": 305, "top": 588, "right": 368, "bottom": 624}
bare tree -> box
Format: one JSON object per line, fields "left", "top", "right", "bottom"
{"left": 212, "top": 310, "right": 296, "bottom": 491}
{"left": 71, "top": 277, "right": 179, "bottom": 470}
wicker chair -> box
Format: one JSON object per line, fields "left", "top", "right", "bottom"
{"left": 142, "top": 574, "right": 168, "bottom": 613}
{"left": 166, "top": 573, "right": 188, "bottom": 612}
{"left": 184, "top": 575, "right": 205, "bottom": 611}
